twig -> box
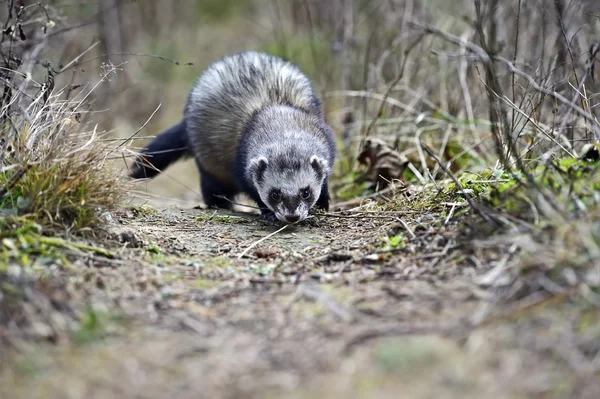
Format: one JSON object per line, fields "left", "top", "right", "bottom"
{"left": 395, "top": 216, "right": 416, "bottom": 239}
{"left": 511, "top": 0, "right": 522, "bottom": 133}
{"left": 213, "top": 195, "right": 264, "bottom": 211}
{"left": 420, "top": 141, "right": 501, "bottom": 226}
{"left": 113, "top": 102, "right": 161, "bottom": 151}
{"left": 300, "top": 0, "right": 319, "bottom": 87}
{"left": 550, "top": 38, "right": 600, "bottom": 151}
{"left": 409, "top": 20, "right": 600, "bottom": 138}
{"left": 499, "top": 94, "right": 575, "bottom": 156}
{"left": 444, "top": 203, "right": 456, "bottom": 225}
{"left": 57, "top": 41, "right": 101, "bottom": 74}
{"left": 333, "top": 186, "right": 399, "bottom": 209}
{"left": 237, "top": 223, "right": 290, "bottom": 259}
{"left": 313, "top": 212, "right": 409, "bottom": 221}
{"left": 57, "top": 52, "right": 193, "bottom": 75}
{"left": 359, "top": 30, "right": 376, "bottom": 139}
{"left": 495, "top": 55, "right": 600, "bottom": 139}
{"left": 554, "top": 0, "right": 580, "bottom": 89}
{"left": 364, "top": 33, "right": 425, "bottom": 140}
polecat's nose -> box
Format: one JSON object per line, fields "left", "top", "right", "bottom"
{"left": 286, "top": 214, "right": 300, "bottom": 223}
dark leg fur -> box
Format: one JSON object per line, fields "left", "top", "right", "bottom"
{"left": 260, "top": 209, "right": 278, "bottom": 222}
{"left": 314, "top": 181, "right": 330, "bottom": 212}
{"left": 200, "top": 169, "right": 238, "bottom": 210}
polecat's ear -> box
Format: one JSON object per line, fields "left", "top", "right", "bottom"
{"left": 250, "top": 156, "right": 268, "bottom": 183}
{"left": 310, "top": 155, "right": 327, "bottom": 180}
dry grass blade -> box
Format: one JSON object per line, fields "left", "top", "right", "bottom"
{"left": 1, "top": 25, "right": 127, "bottom": 230}
{"left": 420, "top": 141, "right": 500, "bottom": 226}
{"left": 237, "top": 223, "right": 290, "bottom": 259}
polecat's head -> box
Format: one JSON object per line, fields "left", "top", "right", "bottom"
{"left": 249, "top": 154, "right": 329, "bottom": 223}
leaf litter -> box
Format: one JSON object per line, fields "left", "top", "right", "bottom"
{"left": 1, "top": 180, "right": 599, "bottom": 398}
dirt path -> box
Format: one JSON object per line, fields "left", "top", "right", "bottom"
{"left": 1, "top": 202, "right": 599, "bottom": 399}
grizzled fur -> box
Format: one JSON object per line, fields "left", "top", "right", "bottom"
{"left": 130, "top": 51, "right": 336, "bottom": 222}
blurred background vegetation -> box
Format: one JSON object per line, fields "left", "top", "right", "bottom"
{"left": 2, "top": 0, "right": 599, "bottom": 204}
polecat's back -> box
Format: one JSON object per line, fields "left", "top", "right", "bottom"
{"left": 184, "top": 52, "right": 320, "bottom": 183}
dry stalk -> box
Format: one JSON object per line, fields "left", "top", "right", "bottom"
{"left": 420, "top": 141, "right": 501, "bottom": 227}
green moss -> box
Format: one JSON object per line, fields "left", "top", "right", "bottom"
{"left": 495, "top": 178, "right": 519, "bottom": 194}
{"left": 379, "top": 233, "right": 406, "bottom": 250}
{"left": 145, "top": 240, "right": 162, "bottom": 255}
{"left": 486, "top": 157, "right": 600, "bottom": 217}
{"left": 144, "top": 240, "right": 171, "bottom": 264}
{"left": 0, "top": 219, "right": 113, "bottom": 271}
{"left": 445, "top": 172, "right": 503, "bottom": 199}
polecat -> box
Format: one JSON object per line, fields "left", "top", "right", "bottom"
{"left": 129, "top": 51, "right": 337, "bottom": 223}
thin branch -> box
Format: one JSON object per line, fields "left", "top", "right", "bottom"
{"left": 57, "top": 52, "right": 193, "bottom": 75}
{"left": 409, "top": 20, "right": 600, "bottom": 139}
{"left": 112, "top": 102, "right": 161, "bottom": 152}
{"left": 362, "top": 33, "right": 425, "bottom": 140}
{"left": 420, "top": 141, "right": 501, "bottom": 227}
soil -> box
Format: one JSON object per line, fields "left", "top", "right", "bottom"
{"left": 1, "top": 198, "right": 599, "bottom": 399}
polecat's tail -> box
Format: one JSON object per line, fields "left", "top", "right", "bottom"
{"left": 129, "top": 120, "right": 190, "bottom": 179}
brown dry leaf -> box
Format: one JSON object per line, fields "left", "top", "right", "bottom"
{"left": 254, "top": 249, "right": 280, "bottom": 259}
{"left": 356, "top": 137, "right": 409, "bottom": 190}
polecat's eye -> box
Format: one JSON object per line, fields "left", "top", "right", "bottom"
{"left": 270, "top": 190, "right": 282, "bottom": 202}
{"left": 300, "top": 188, "right": 311, "bottom": 200}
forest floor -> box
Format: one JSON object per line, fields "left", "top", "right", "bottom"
{"left": 3, "top": 1, "right": 600, "bottom": 396}
{"left": 1, "top": 189, "right": 599, "bottom": 399}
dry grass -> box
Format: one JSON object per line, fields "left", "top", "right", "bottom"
{"left": 0, "top": 2, "right": 128, "bottom": 346}
{"left": 0, "top": 82, "right": 126, "bottom": 230}
{"left": 0, "top": 1, "right": 128, "bottom": 231}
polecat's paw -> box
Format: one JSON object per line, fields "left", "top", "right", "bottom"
{"left": 260, "top": 211, "right": 278, "bottom": 222}
{"left": 299, "top": 217, "right": 320, "bottom": 227}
